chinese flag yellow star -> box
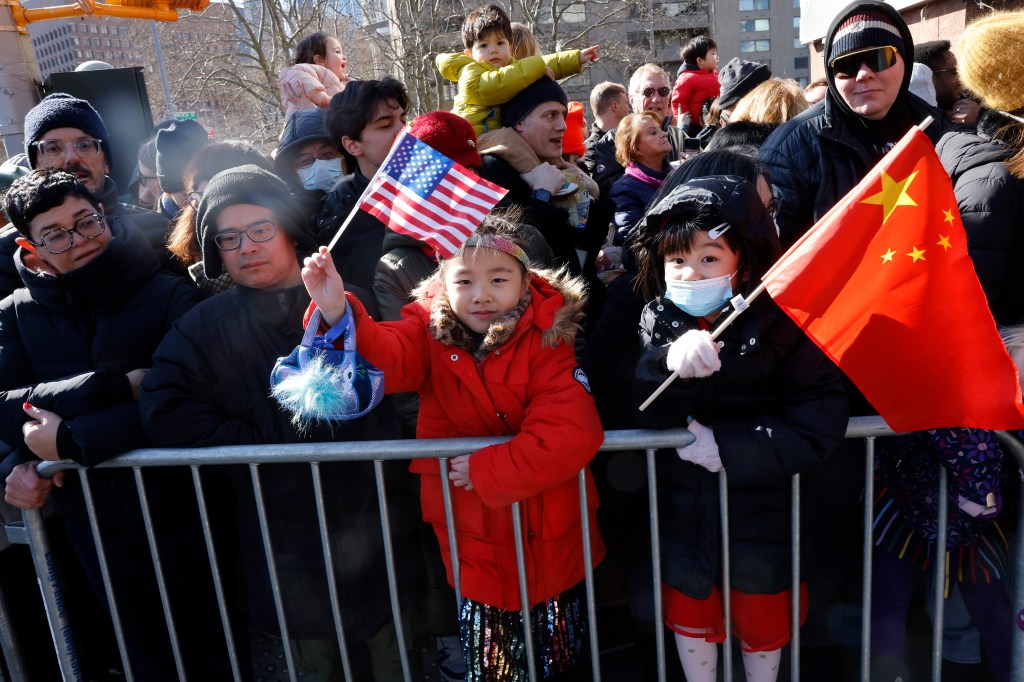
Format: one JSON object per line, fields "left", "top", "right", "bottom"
{"left": 937, "top": 235, "right": 951, "bottom": 251}
{"left": 881, "top": 248, "right": 895, "bottom": 264}
{"left": 907, "top": 246, "right": 926, "bottom": 262}
{"left": 862, "top": 170, "right": 919, "bottom": 224}
{"left": 943, "top": 209, "right": 955, "bottom": 225}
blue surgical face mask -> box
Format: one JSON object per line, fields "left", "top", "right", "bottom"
{"left": 297, "top": 158, "right": 343, "bottom": 192}
{"left": 664, "top": 271, "right": 736, "bottom": 317}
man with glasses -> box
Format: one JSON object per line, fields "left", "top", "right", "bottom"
{"left": 0, "top": 168, "right": 236, "bottom": 679}
{"left": 0, "top": 93, "right": 169, "bottom": 297}
{"left": 139, "top": 165, "right": 419, "bottom": 682}
{"left": 915, "top": 40, "right": 979, "bottom": 124}
{"left": 759, "top": 0, "right": 946, "bottom": 248}
{"left": 586, "top": 63, "right": 690, "bottom": 196}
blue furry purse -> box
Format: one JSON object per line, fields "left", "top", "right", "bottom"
{"left": 270, "top": 307, "right": 384, "bottom": 428}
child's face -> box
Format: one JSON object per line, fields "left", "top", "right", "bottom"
{"left": 444, "top": 247, "right": 527, "bottom": 334}
{"left": 317, "top": 37, "right": 347, "bottom": 81}
{"left": 664, "top": 230, "right": 742, "bottom": 285}
{"left": 467, "top": 31, "right": 511, "bottom": 69}
{"left": 696, "top": 48, "right": 719, "bottom": 72}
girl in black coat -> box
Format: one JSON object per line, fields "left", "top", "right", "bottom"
{"left": 632, "top": 176, "right": 848, "bottom": 682}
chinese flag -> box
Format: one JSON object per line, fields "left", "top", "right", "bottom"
{"left": 762, "top": 127, "right": 1024, "bottom": 432}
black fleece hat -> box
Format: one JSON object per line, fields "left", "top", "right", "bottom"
{"left": 196, "top": 165, "right": 313, "bottom": 279}
{"left": 826, "top": 3, "right": 906, "bottom": 65}
{"left": 275, "top": 109, "right": 333, "bottom": 179}
{"left": 24, "top": 93, "right": 112, "bottom": 170}
{"left": 155, "top": 119, "right": 209, "bottom": 193}
{"left": 717, "top": 59, "right": 772, "bottom": 110}
{"left": 501, "top": 78, "right": 568, "bottom": 128}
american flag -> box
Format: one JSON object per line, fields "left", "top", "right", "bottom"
{"left": 356, "top": 131, "right": 508, "bottom": 258}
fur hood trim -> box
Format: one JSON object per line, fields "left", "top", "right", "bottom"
{"left": 411, "top": 266, "right": 587, "bottom": 358}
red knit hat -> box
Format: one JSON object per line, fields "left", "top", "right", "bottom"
{"left": 563, "top": 101, "right": 587, "bottom": 157}
{"left": 410, "top": 111, "right": 482, "bottom": 168}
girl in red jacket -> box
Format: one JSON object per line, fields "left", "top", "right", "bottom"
{"left": 302, "top": 216, "right": 605, "bottom": 681}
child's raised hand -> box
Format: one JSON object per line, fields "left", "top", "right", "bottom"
{"left": 449, "top": 455, "right": 474, "bottom": 490}
{"left": 579, "top": 46, "right": 599, "bottom": 65}
{"left": 302, "top": 246, "right": 348, "bottom": 326}
{"left": 666, "top": 329, "right": 721, "bottom": 378}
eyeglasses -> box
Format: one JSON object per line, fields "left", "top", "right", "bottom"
{"left": 214, "top": 221, "right": 277, "bottom": 251}
{"left": 932, "top": 67, "right": 958, "bottom": 76}
{"left": 640, "top": 86, "right": 671, "bottom": 99}
{"left": 187, "top": 191, "right": 203, "bottom": 209}
{"left": 33, "top": 138, "right": 103, "bottom": 160}
{"left": 32, "top": 212, "right": 106, "bottom": 255}
{"left": 138, "top": 174, "right": 159, "bottom": 185}
{"left": 830, "top": 45, "right": 899, "bottom": 78}
{"left": 293, "top": 148, "right": 342, "bottom": 170}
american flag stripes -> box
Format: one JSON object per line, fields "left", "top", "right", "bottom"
{"left": 355, "top": 131, "right": 508, "bottom": 258}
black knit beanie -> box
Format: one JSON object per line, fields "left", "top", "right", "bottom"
{"left": 717, "top": 59, "right": 772, "bottom": 110}
{"left": 155, "top": 119, "right": 209, "bottom": 193}
{"left": 501, "top": 78, "right": 568, "bottom": 128}
{"left": 196, "top": 165, "right": 313, "bottom": 279}
{"left": 827, "top": 4, "right": 907, "bottom": 66}
{"left": 24, "top": 93, "right": 112, "bottom": 170}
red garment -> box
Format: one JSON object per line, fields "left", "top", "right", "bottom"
{"left": 671, "top": 68, "right": 720, "bottom": 127}
{"left": 763, "top": 127, "right": 1024, "bottom": 431}
{"left": 344, "top": 273, "right": 606, "bottom": 610}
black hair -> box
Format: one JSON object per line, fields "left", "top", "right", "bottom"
{"left": 462, "top": 4, "right": 512, "bottom": 50}
{"left": 682, "top": 35, "right": 717, "bottom": 66}
{"left": 704, "top": 121, "right": 779, "bottom": 152}
{"left": 3, "top": 168, "right": 100, "bottom": 238}
{"left": 324, "top": 77, "right": 410, "bottom": 150}
{"left": 294, "top": 32, "right": 333, "bottom": 65}
{"left": 913, "top": 40, "right": 951, "bottom": 70}
{"left": 647, "top": 148, "right": 768, "bottom": 208}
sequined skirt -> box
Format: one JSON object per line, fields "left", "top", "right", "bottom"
{"left": 460, "top": 582, "right": 589, "bottom": 681}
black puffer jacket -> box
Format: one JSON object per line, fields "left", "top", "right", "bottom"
{"left": 312, "top": 168, "right": 386, "bottom": 297}
{"left": 0, "top": 177, "right": 172, "bottom": 298}
{"left": 634, "top": 297, "right": 848, "bottom": 597}
{"left": 0, "top": 217, "right": 196, "bottom": 471}
{"left": 937, "top": 110, "right": 1024, "bottom": 325}
{"left": 139, "top": 283, "right": 418, "bottom": 641}
{"left": 759, "top": 0, "right": 946, "bottom": 247}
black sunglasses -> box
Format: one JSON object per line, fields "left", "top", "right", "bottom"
{"left": 830, "top": 45, "right": 899, "bottom": 78}
{"left": 641, "top": 86, "right": 671, "bottom": 98}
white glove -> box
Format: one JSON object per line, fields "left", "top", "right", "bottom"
{"left": 676, "top": 420, "right": 722, "bottom": 472}
{"left": 666, "top": 329, "right": 721, "bottom": 378}
{"left": 520, "top": 162, "right": 566, "bottom": 195}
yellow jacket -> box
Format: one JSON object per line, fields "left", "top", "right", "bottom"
{"left": 436, "top": 50, "right": 582, "bottom": 135}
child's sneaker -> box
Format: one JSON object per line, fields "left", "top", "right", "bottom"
{"left": 435, "top": 635, "right": 466, "bottom": 681}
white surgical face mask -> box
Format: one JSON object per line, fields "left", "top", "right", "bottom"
{"left": 297, "top": 158, "right": 343, "bottom": 192}
{"left": 664, "top": 270, "right": 736, "bottom": 317}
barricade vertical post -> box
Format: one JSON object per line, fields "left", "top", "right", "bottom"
{"left": 931, "top": 467, "right": 948, "bottom": 681}
{"left": 645, "top": 448, "right": 666, "bottom": 682}
{"left": 578, "top": 469, "right": 601, "bottom": 682}
{"left": 21, "top": 507, "right": 82, "bottom": 681}
{"left": 190, "top": 465, "right": 243, "bottom": 681}
{"left": 249, "top": 463, "right": 298, "bottom": 682}
{"left": 439, "top": 458, "right": 463, "bottom": 611}
{"left": 719, "top": 470, "right": 732, "bottom": 682}
{"left": 791, "top": 473, "right": 801, "bottom": 681}
{"left": 994, "top": 431, "right": 1024, "bottom": 682}
{"left": 510, "top": 501, "right": 539, "bottom": 681}
{"left": 310, "top": 462, "right": 354, "bottom": 682}
{"left": 373, "top": 460, "right": 412, "bottom": 682}
{"left": 132, "top": 467, "right": 186, "bottom": 681}
{"left": 860, "top": 437, "right": 875, "bottom": 682}
{"left": 0, "top": 568, "right": 27, "bottom": 682}
{"left": 79, "top": 469, "right": 134, "bottom": 681}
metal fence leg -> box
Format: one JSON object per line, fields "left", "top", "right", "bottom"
{"left": 719, "top": 470, "right": 732, "bottom": 682}
{"left": 861, "top": 437, "right": 875, "bottom": 682}
{"left": 510, "top": 501, "right": 539, "bottom": 681}
{"left": 578, "top": 469, "right": 601, "bottom": 682}
{"left": 646, "top": 448, "right": 666, "bottom": 682}
{"left": 931, "top": 467, "right": 948, "bottom": 682}
{"left": 310, "top": 462, "right": 354, "bottom": 682}
{"left": 791, "top": 473, "right": 801, "bottom": 682}
{"left": 373, "top": 460, "right": 412, "bottom": 682}
{"left": 21, "top": 508, "right": 82, "bottom": 681}
{"left": 439, "top": 459, "right": 462, "bottom": 613}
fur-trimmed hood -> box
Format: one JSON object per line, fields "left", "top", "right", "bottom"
{"left": 411, "top": 266, "right": 587, "bottom": 360}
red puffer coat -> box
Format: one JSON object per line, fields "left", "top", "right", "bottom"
{"left": 345, "top": 268, "right": 606, "bottom": 609}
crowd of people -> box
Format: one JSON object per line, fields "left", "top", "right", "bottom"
{"left": 0, "top": 1, "right": 1022, "bottom": 681}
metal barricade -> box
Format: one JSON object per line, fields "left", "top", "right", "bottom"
{"left": 4, "top": 420, "right": 1023, "bottom": 682}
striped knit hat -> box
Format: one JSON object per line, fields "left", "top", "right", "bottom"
{"left": 827, "top": 5, "right": 906, "bottom": 65}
